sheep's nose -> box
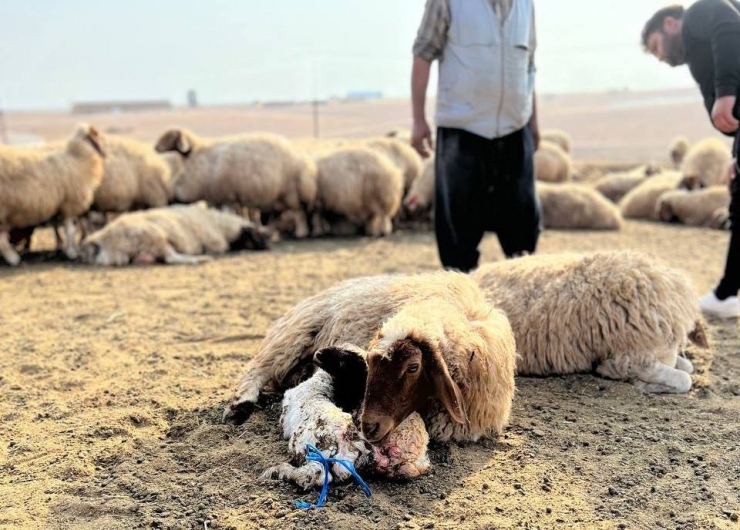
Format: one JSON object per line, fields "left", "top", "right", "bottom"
{"left": 362, "top": 422, "right": 380, "bottom": 439}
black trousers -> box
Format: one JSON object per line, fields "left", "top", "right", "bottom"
{"left": 434, "top": 126, "right": 541, "bottom": 272}
{"left": 715, "top": 132, "right": 740, "bottom": 299}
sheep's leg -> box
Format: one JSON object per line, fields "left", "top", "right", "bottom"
{"left": 293, "top": 210, "right": 310, "bottom": 239}
{"left": 310, "top": 211, "right": 326, "bottom": 237}
{"left": 365, "top": 214, "right": 384, "bottom": 237}
{"left": 634, "top": 358, "right": 692, "bottom": 394}
{"left": 0, "top": 230, "right": 21, "bottom": 266}
{"left": 53, "top": 223, "right": 65, "bottom": 251}
{"left": 162, "top": 245, "right": 211, "bottom": 265}
{"left": 62, "top": 218, "right": 79, "bottom": 260}
{"left": 381, "top": 215, "right": 393, "bottom": 236}
{"left": 675, "top": 356, "right": 694, "bottom": 374}
{"left": 260, "top": 461, "right": 327, "bottom": 490}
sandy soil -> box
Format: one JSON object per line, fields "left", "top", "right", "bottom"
{"left": 1, "top": 220, "right": 739, "bottom": 530}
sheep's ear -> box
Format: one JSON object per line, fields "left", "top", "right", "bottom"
{"left": 424, "top": 346, "right": 468, "bottom": 425}
{"left": 176, "top": 131, "right": 191, "bottom": 154}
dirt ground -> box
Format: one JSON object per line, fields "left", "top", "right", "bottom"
{"left": 1, "top": 220, "right": 739, "bottom": 530}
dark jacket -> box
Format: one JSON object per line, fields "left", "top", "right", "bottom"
{"left": 682, "top": 0, "right": 740, "bottom": 132}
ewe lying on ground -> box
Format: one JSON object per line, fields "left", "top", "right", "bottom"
{"left": 80, "top": 204, "right": 270, "bottom": 266}
{"left": 657, "top": 186, "right": 732, "bottom": 228}
{"left": 155, "top": 129, "right": 317, "bottom": 238}
{"left": 619, "top": 171, "right": 683, "bottom": 220}
{"left": 472, "top": 251, "right": 708, "bottom": 394}
{"left": 0, "top": 124, "right": 106, "bottom": 266}
{"left": 262, "top": 346, "right": 429, "bottom": 489}
{"left": 541, "top": 129, "right": 572, "bottom": 154}
{"left": 535, "top": 141, "right": 572, "bottom": 183}
{"left": 592, "top": 164, "right": 661, "bottom": 203}
{"left": 537, "top": 182, "right": 623, "bottom": 230}
{"left": 681, "top": 138, "right": 732, "bottom": 188}
{"left": 223, "top": 272, "right": 517, "bottom": 443}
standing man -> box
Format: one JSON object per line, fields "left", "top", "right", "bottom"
{"left": 643, "top": 1, "right": 740, "bottom": 319}
{"left": 411, "top": 0, "right": 541, "bottom": 272}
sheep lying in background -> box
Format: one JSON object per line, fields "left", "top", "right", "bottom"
{"left": 262, "top": 346, "right": 429, "bottom": 489}
{"left": 541, "top": 129, "right": 572, "bottom": 154}
{"left": 365, "top": 138, "right": 423, "bottom": 193}
{"left": 619, "top": 171, "right": 683, "bottom": 220}
{"left": 80, "top": 204, "right": 270, "bottom": 266}
{"left": 592, "top": 164, "right": 662, "bottom": 203}
{"left": 0, "top": 124, "right": 106, "bottom": 266}
{"left": 473, "top": 251, "right": 708, "bottom": 393}
{"left": 657, "top": 186, "right": 731, "bottom": 228}
{"left": 535, "top": 141, "right": 572, "bottom": 183}
{"left": 670, "top": 137, "right": 690, "bottom": 168}
{"left": 681, "top": 138, "right": 732, "bottom": 188}
{"left": 223, "top": 272, "right": 517, "bottom": 444}
{"left": 312, "top": 147, "right": 404, "bottom": 237}
{"left": 403, "top": 156, "right": 435, "bottom": 218}
{"left": 155, "top": 129, "right": 317, "bottom": 239}
{"left": 537, "top": 182, "right": 623, "bottom": 230}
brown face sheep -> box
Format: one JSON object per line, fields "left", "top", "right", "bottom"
{"left": 313, "top": 147, "right": 404, "bottom": 237}
{"left": 222, "top": 272, "right": 517, "bottom": 443}
{"left": 592, "top": 164, "right": 662, "bottom": 203}
{"left": 80, "top": 204, "right": 270, "bottom": 266}
{"left": 657, "top": 186, "right": 732, "bottom": 227}
{"left": 537, "top": 182, "right": 623, "bottom": 230}
{"left": 155, "top": 128, "right": 317, "bottom": 239}
{"left": 534, "top": 141, "right": 572, "bottom": 183}
{"left": 681, "top": 138, "right": 732, "bottom": 188}
{"left": 365, "top": 138, "right": 423, "bottom": 193}
{"left": 669, "top": 137, "right": 691, "bottom": 168}
{"left": 618, "top": 171, "right": 683, "bottom": 220}
{"left": 472, "top": 251, "right": 708, "bottom": 394}
{"left": 0, "top": 124, "right": 106, "bottom": 266}
{"left": 540, "top": 129, "right": 573, "bottom": 154}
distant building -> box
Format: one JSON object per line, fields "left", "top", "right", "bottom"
{"left": 71, "top": 100, "right": 172, "bottom": 115}
{"left": 345, "top": 91, "right": 383, "bottom": 101}
{"left": 187, "top": 90, "right": 199, "bottom": 108}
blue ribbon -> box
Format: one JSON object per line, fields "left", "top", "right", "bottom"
{"left": 295, "top": 444, "right": 372, "bottom": 509}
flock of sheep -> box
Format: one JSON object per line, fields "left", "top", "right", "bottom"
{"left": 0, "top": 123, "right": 732, "bottom": 267}
{"left": 222, "top": 249, "right": 708, "bottom": 489}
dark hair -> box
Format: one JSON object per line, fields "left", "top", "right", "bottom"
{"left": 641, "top": 5, "right": 685, "bottom": 50}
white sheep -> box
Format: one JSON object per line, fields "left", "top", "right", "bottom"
{"left": 681, "top": 138, "right": 732, "bottom": 188}
{"left": 541, "top": 129, "right": 572, "bottom": 154}
{"left": 0, "top": 124, "right": 106, "bottom": 266}
{"left": 657, "top": 186, "right": 732, "bottom": 227}
{"left": 365, "top": 137, "right": 423, "bottom": 193}
{"left": 80, "top": 204, "right": 270, "bottom": 266}
{"left": 472, "top": 251, "right": 709, "bottom": 393}
{"left": 312, "top": 147, "right": 404, "bottom": 237}
{"left": 155, "top": 129, "right": 317, "bottom": 239}
{"left": 592, "top": 164, "right": 662, "bottom": 203}
{"left": 223, "top": 272, "right": 517, "bottom": 444}
{"left": 537, "top": 182, "right": 623, "bottom": 230}
{"left": 262, "top": 346, "right": 429, "bottom": 489}
{"left": 535, "top": 141, "right": 572, "bottom": 183}
{"left": 403, "top": 156, "right": 435, "bottom": 218}
{"left": 619, "top": 171, "right": 683, "bottom": 220}
{"left": 669, "top": 137, "right": 691, "bottom": 168}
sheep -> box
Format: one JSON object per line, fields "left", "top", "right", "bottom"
{"left": 657, "top": 186, "right": 732, "bottom": 227}
{"left": 670, "top": 136, "right": 691, "bottom": 168}
{"left": 223, "top": 271, "right": 517, "bottom": 444}
{"left": 155, "top": 129, "right": 317, "bottom": 239}
{"left": 537, "top": 182, "right": 623, "bottom": 230}
{"left": 261, "top": 346, "right": 429, "bottom": 489}
{"left": 619, "top": 171, "right": 683, "bottom": 220}
{"left": 365, "top": 138, "right": 423, "bottom": 193}
{"left": 79, "top": 204, "right": 270, "bottom": 266}
{"left": 591, "top": 164, "right": 662, "bottom": 203}
{"left": 0, "top": 124, "right": 105, "bottom": 266}
{"left": 403, "top": 156, "right": 435, "bottom": 217}
{"left": 312, "top": 147, "right": 404, "bottom": 237}
{"left": 384, "top": 128, "right": 412, "bottom": 143}
{"left": 534, "top": 141, "right": 572, "bottom": 183}
{"left": 541, "top": 129, "right": 572, "bottom": 154}
{"left": 472, "top": 251, "right": 709, "bottom": 393}
{"left": 681, "top": 138, "right": 732, "bottom": 188}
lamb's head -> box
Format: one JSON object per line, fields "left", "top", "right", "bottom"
{"left": 360, "top": 336, "right": 466, "bottom": 443}
{"left": 230, "top": 224, "right": 273, "bottom": 252}
{"left": 313, "top": 344, "right": 368, "bottom": 413}
{"left": 155, "top": 128, "right": 195, "bottom": 157}
{"left": 70, "top": 124, "right": 106, "bottom": 159}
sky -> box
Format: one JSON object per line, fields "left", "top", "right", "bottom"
{"left": 0, "top": 0, "right": 699, "bottom": 110}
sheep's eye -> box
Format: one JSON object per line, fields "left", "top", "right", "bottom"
{"left": 407, "top": 363, "right": 420, "bottom": 374}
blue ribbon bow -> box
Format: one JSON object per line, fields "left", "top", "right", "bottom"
{"left": 295, "top": 444, "right": 372, "bottom": 509}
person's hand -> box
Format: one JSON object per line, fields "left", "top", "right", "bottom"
{"left": 412, "top": 119, "right": 433, "bottom": 158}
{"left": 711, "top": 95, "right": 739, "bottom": 134}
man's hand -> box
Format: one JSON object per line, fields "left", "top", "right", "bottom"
{"left": 412, "top": 119, "right": 433, "bottom": 158}
{"left": 711, "top": 95, "right": 739, "bottom": 134}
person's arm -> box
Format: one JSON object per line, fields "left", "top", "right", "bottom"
{"left": 412, "top": 57, "right": 434, "bottom": 158}
{"left": 710, "top": 0, "right": 740, "bottom": 133}
{"left": 410, "top": 0, "right": 449, "bottom": 158}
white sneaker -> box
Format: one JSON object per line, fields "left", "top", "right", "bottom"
{"left": 698, "top": 291, "right": 740, "bottom": 319}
